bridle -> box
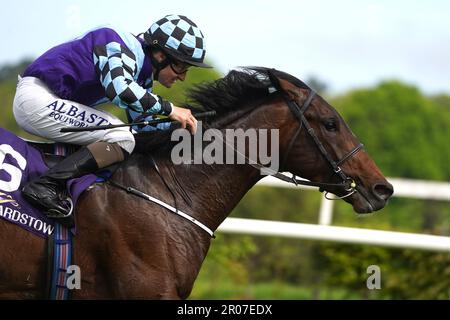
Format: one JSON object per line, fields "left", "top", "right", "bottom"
{"left": 207, "top": 86, "right": 365, "bottom": 200}
{"left": 271, "top": 89, "right": 364, "bottom": 199}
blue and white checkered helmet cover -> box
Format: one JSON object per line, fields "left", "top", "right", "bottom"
{"left": 145, "top": 14, "right": 211, "bottom": 68}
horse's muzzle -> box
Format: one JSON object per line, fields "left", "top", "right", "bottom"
{"left": 353, "top": 180, "right": 394, "bottom": 213}
{"left": 372, "top": 182, "right": 394, "bottom": 202}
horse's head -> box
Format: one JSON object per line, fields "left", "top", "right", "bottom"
{"left": 182, "top": 67, "right": 393, "bottom": 214}
{"left": 266, "top": 70, "right": 393, "bottom": 213}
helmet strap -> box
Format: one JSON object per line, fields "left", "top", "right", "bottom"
{"left": 147, "top": 46, "right": 171, "bottom": 81}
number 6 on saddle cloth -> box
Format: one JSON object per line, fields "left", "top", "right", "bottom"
{"left": 0, "top": 128, "right": 98, "bottom": 235}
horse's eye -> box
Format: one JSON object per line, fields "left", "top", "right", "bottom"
{"left": 323, "top": 119, "right": 338, "bottom": 132}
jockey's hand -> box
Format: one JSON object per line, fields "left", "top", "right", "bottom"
{"left": 169, "top": 105, "right": 198, "bottom": 135}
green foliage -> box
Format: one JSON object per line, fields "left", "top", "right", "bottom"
{"left": 190, "top": 278, "right": 361, "bottom": 300}
{"left": 230, "top": 186, "right": 323, "bottom": 224}
{"left": 191, "top": 235, "right": 258, "bottom": 299}
{"left": 0, "top": 59, "right": 33, "bottom": 82}
{"left": 319, "top": 243, "right": 450, "bottom": 299}
{"left": 332, "top": 81, "right": 450, "bottom": 181}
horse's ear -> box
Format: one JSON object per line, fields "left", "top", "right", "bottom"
{"left": 278, "top": 78, "right": 301, "bottom": 100}
{"left": 267, "top": 69, "right": 303, "bottom": 102}
{"left": 267, "top": 69, "right": 281, "bottom": 90}
{"left": 266, "top": 69, "right": 298, "bottom": 100}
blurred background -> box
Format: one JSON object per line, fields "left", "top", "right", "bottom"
{"left": 0, "top": 0, "right": 449, "bottom": 299}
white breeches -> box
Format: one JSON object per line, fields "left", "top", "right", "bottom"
{"left": 13, "top": 76, "right": 135, "bottom": 154}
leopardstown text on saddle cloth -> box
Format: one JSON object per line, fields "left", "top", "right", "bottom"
{"left": 171, "top": 122, "right": 279, "bottom": 175}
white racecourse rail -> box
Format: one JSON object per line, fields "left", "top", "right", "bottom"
{"left": 217, "top": 177, "right": 450, "bottom": 252}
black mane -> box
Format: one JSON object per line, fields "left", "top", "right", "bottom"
{"left": 187, "top": 68, "right": 272, "bottom": 115}
{"left": 187, "top": 67, "right": 310, "bottom": 114}
{"left": 134, "top": 67, "right": 310, "bottom": 154}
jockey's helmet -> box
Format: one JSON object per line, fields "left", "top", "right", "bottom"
{"left": 144, "top": 14, "right": 211, "bottom": 68}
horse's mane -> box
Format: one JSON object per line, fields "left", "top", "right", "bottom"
{"left": 133, "top": 67, "right": 310, "bottom": 154}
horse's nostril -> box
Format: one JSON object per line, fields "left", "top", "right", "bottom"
{"left": 372, "top": 182, "right": 394, "bottom": 201}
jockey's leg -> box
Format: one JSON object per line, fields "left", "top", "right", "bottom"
{"left": 21, "top": 141, "right": 127, "bottom": 218}
{"left": 13, "top": 76, "right": 136, "bottom": 220}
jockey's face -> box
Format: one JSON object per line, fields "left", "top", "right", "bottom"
{"left": 153, "top": 51, "right": 188, "bottom": 88}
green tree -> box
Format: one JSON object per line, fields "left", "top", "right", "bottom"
{"left": 332, "top": 81, "right": 450, "bottom": 181}
{"left": 0, "top": 58, "right": 33, "bottom": 81}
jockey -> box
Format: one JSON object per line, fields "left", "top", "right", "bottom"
{"left": 13, "top": 14, "right": 211, "bottom": 219}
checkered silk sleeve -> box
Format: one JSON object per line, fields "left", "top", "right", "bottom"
{"left": 93, "top": 42, "right": 172, "bottom": 115}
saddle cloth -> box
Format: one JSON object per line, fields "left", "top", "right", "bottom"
{"left": 0, "top": 128, "right": 98, "bottom": 238}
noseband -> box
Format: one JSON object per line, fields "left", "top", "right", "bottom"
{"left": 272, "top": 89, "right": 364, "bottom": 199}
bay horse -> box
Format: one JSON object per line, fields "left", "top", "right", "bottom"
{"left": 0, "top": 67, "right": 393, "bottom": 299}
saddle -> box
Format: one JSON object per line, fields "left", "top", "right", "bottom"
{"left": 25, "top": 139, "right": 79, "bottom": 169}
{"left": 0, "top": 128, "right": 100, "bottom": 237}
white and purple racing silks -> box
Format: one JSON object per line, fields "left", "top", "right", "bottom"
{"left": 23, "top": 27, "right": 172, "bottom": 117}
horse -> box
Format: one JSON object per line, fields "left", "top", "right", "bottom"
{"left": 0, "top": 67, "right": 393, "bottom": 299}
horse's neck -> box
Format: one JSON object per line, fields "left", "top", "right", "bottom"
{"left": 163, "top": 110, "right": 273, "bottom": 230}
{"left": 113, "top": 150, "right": 261, "bottom": 233}
{"left": 148, "top": 155, "right": 262, "bottom": 231}
{"left": 118, "top": 102, "right": 281, "bottom": 232}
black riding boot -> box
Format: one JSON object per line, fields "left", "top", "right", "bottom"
{"left": 22, "top": 147, "right": 98, "bottom": 219}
